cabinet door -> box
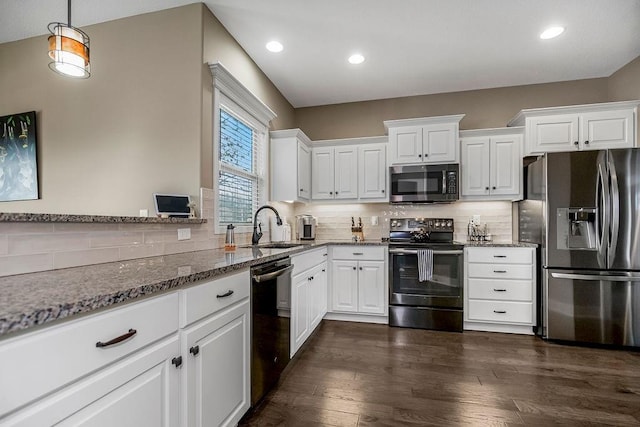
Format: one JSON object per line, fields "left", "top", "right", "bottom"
{"left": 580, "top": 109, "right": 634, "bottom": 150}
{"left": 5, "top": 337, "right": 180, "bottom": 427}
{"left": 423, "top": 123, "right": 458, "bottom": 163}
{"left": 357, "top": 261, "right": 386, "bottom": 314}
{"left": 527, "top": 114, "right": 579, "bottom": 154}
{"left": 334, "top": 146, "right": 359, "bottom": 199}
{"left": 297, "top": 142, "right": 311, "bottom": 200}
{"left": 461, "top": 137, "right": 490, "bottom": 197}
{"left": 291, "top": 273, "right": 310, "bottom": 356}
{"left": 358, "top": 144, "right": 387, "bottom": 199}
{"left": 309, "top": 264, "right": 328, "bottom": 332}
{"left": 331, "top": 260, "right": 359, "bottom": 312}
{"left": 390, "top": 126, "right": 423, "bottom": 164}
{"left": 490, "top": 135, "right": 522, "bottom": 197}
{"left": 184, "top": 301, "right": 250, "bottom": 427}
{"left": 311, "top": 147, "right": 335, "bottom": 200}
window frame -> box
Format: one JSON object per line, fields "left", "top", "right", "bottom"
{"left": 210, "top": 63, "right": 276, "bottom": 235}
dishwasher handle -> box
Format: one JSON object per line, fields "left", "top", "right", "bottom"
{"left": 253, "top": 264, "right": 294, "bottom": 282}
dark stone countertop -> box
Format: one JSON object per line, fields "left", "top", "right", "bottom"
{"left": 0, "top": 212, "right": 206, "bottom": 224}
{"left": 0, "top": 240, "right": 385, "bottom": 338}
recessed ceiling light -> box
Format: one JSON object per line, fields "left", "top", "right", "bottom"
{"left": 348, "top": 54, "right": 365, "bottom": 65}
{"left": 266, "top": 41, "right": 283, "bottom": 53}
{"left": 540, "top": 26, "right": 565, "bottom": 40}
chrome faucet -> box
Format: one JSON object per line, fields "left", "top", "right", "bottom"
{"left": 252, "top": 205, "right": 283, "bottom": 245}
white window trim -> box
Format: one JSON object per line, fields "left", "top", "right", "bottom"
{"left": 210, "top": 62, "right": 276, "bottom": 234}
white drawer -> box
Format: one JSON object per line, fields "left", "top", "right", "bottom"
{"left": 467, "top": 300, "right": 533, "bottom": 324}
{"left": 292, "top": 247, "right": 327, "bottom": 276}
{"left": 467, "top": 278, "right": 533, "bottom": 301}
{"left": 466, "top": 247, "right": 533, "bottom": 264}
{"left": 467, "top": 263, "right": 532, "bottom": 280}
{"left": 331, "top": 245, "right": 385, "bottom": 261}
{"left": 0, "top": 293, "right": 179, "bottom": 417}
{"left": 181, "top": 269, "right": 250, "bottom": 327}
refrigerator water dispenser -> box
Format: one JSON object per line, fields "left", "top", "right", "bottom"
{"left": 557, "top": 208, "right": 597, "bottom": 250}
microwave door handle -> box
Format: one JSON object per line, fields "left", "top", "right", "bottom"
{"left": 442, "top": 170, "right": 447, "bottom": 194}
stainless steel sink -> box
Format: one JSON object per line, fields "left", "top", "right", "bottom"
{"left": 242, "top": 243, "right": 306, "bottom": 249}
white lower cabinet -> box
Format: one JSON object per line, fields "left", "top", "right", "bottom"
{"left": 0, "top": 270, "right": 252, "bottom": 427}
{"left": 182, "top": 300, "right": 250, "bottom": 427}
{"left": 329, "top": 246, "right": 387, "bottom": 319}
{"left": 290, "top": 248, "right": 329, "bottom": 357}
{"left": 464, "top": 247, "right": 536, "bottom": 334}
{"left": 180, "top": 270, "right": 251, "bottom": 427}
{"left": 0, "top": 294, "right": 182, "bottom": 426}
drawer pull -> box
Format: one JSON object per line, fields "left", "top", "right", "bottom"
{"left": 216, "top": 290, "right": 234, "bottom": 298}
{"left": 493, "top": 288, "right": 507, "bottom": 292}
{"left": 353, "top": 252, "right": 364, "bottom": 255}
{"left": 96, "top": 328, "right": 137, "bottom": 348}
{"left": 493, "top": 270, "right": 507, "bottom": 273}
{"left": 493, "top": 310, "right": 507, "bottom": 314}
{"left": 493, "top": 255, "right": 507, "bottom": 258}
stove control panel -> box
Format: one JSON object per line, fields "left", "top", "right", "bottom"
{"left": 390, "top": 218, "right": 454, "bottom": 232}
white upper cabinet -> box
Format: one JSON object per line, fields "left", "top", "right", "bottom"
{"left": 358, "top": 144, "right": 387, "bottom": 199}
{"left": 311, "top": 146, "right": 358, "bottom": 200}
{"left": 508, "top": 101, "right": 639, "bottom": 155}
{"left": 385, "top": 114, "right": 465, "bottom": 165}
{"left": 271, "top": 129, "right": 312, "bottom": 202}
{"left": 460, "top": 128, "right": 523, "bottom": 201}
{"left": 311, "top": 147, "right": 335, "bottom": 200}
{"left": 311, "top": 136, "right": 388, "bottom": 203}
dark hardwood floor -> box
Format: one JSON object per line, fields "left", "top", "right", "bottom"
{"left": 240, "top": 320, "right": 640, "bottom": 426}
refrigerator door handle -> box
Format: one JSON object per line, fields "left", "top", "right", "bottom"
{"left": 551, "top": 272, "right": 640, "bottom": 282}
{"left": 607, "top": 156, "right": 620, "bottom": 267}
{"left": 596, "top": 154, "right": 609, "bottom": 267}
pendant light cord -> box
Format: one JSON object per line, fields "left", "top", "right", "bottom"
{"left": 68, "top": 0, "right": 72, "bottom": 26}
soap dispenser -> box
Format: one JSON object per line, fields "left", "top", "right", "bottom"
{"left": 225, "top": 224, "right": 236, "bottom": 251}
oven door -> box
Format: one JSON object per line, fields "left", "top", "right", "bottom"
{"left": 390, "top": 164, "right": 458, "bottom": 203}
{"left": 389, "top": 247, "right": 463, "bottom": 308}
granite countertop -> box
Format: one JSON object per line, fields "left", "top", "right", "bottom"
{"left": 0, "top": 238, "right": 534, "bottom": 338}
{"left": 0, "top": 240, "right": 385, "bottom": 338}
{"left": 0, "top": 212, "right": 206, "bottom": 224}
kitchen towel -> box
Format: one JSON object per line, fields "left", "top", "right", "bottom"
{"left": 417, "top": 249, "right": 433, "bottom": 282}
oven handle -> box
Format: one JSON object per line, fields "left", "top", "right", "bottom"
{"left": 389, "top": 249, "right": 463, "bottom": 255}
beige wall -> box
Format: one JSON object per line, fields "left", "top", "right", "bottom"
{"left": 608, "top": 55, "right": 640, "bottom": 102}
{"left": 295, "top": 78, "right": 610, "bottom": 140}
{"left": 200, "top": 5, "right": 295, "bottom": 190}
{"left": 0, "top": 5, "right": 204, "bottom": 216}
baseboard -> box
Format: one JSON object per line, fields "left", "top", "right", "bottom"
{"left": 323, "top": 312, "right": 389, "bottom": 324}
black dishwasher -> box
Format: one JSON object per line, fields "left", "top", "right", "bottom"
{"left": 250, "top": 257, "right": 293, "bottom": 406}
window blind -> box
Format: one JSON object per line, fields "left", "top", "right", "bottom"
{"left": 218, "top": 108, "right": 264, "bottom": 225}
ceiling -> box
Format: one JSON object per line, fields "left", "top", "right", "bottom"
{"left": 2, "top": 0, "right": 640, "bottom": 108}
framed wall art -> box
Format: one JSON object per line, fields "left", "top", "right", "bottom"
{"left": 0, "top": 111, "right": 38, "bottom": 201}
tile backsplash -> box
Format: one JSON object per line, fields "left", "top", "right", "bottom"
{"left": 293, "top": 201, "right": 514, "bottom": 243}
{"left": 0, "top": 194, "right": 511, "bottom": 277}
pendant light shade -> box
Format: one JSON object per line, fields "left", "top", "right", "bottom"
{"left": 47, "top": 0, "right": 90, "bottom": 78}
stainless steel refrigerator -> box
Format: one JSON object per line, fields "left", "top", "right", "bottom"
{"left": 519, "top": 149, "right": 640, "bottom": 348}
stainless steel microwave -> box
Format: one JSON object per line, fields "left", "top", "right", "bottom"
{"left": 389, "top": 164, "right": 459, "bottom": 203}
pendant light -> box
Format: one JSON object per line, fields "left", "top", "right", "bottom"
{"left": 48, "top": 0, "right": 90, "bottom": 78}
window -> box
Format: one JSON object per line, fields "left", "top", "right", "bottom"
{"left": 210, "top": 63, "right": 276, "bottom": 234}
{"left": 218, "top": 107, "right": 264, "bottom": 226}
